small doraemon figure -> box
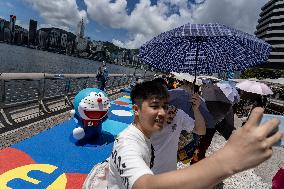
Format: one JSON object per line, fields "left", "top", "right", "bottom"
{"left": 70, "top": 88, "right": 110, "bottom": 141}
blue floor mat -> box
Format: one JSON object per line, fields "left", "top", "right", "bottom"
{"left": 0, "top": 95, "right": 133, "bottom": 189}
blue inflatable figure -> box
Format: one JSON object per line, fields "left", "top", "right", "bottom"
{"left": 70, "top": 88, "right": 110, "bottom": 141}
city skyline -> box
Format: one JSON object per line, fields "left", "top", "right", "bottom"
{"left": 0, "top": 0, "right": 266, "bottom": 49}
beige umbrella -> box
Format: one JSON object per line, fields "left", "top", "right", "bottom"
{"left": 236, "top": 80, "right": 273, "bottom": 95}
{"left": 171, "top": 72, "right": 203, "bottom": 86}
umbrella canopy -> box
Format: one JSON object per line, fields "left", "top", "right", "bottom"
{"left": 198, "top": 75, "right": 220, "bottom": 82}
{"left": 236, "top": 80, "right": 273, "bottom": 95}
{"left": 216, "top": 81, "right": 240, "bottom": 104}
{"left": 168, "top": 88, "right": 215, "bottom": 128}
{"left": 171, "top": 72, "right": 203, "bottom": 85}
{"left": 201, "top": 84, "right": 232, "bottom": 123}
{"left": 139, "top": 23, "right": 271, "bottom": 75}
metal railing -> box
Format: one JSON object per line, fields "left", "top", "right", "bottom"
{"left": 0, "top": 73, "right": 149, "bottom": 133}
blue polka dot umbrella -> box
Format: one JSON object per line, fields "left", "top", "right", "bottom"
{"left": 139, "top": 23, "right": 272, "bottom": 81}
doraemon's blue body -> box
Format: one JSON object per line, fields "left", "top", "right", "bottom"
{"left": 70, "top": 88, "right": 110, "bottom": 141}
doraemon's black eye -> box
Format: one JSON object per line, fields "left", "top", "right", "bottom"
{"left": 98, "top": 92, "right": 105, "bottom": 98}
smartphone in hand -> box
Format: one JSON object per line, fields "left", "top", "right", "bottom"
{"left": 193, "top": 84, "right": 200, "bottom": 94}
{"left": 260, "top": 114, "right": 284, "bottom": 147}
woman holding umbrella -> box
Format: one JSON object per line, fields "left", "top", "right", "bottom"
{"left": 236, "top": 92, "right": 267, "bottom": 125}
{"left": 235, "top": 80, "right": 272, "bottom": 125}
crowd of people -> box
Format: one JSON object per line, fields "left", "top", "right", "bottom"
{"left": 84, "top": 73, "right": 283, "bottom": 189}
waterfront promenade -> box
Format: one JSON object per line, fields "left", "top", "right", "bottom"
{"left": 1, "top": 97, "right": 283, "bottom": 189}
{"left": 0, "top": 71, "right": 283, "bottom": 188}
{"left": 0, "top": 72, "right": 148, "bottom": 149}
{"left": 0, "top": 43, "right": 283, "bottom": 189}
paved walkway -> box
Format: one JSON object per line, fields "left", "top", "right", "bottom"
{"left": 207, "top": 116, "right": 283, "bottom": 189}
{"left": 0, "top": 102, "right": 282, "bottom": 188}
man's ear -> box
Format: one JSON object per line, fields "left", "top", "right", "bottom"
{"left": 132, "top": 104, "right": 139, "bottom": 116}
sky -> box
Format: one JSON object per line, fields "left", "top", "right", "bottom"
{"left": 0, "top": 0, "right": 267, "bottom": 49}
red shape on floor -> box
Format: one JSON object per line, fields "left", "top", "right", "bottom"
{"left": 114, "top": 101, "right": 129, "bottom": 106}
{"left": 66, "top": 173, "right": 87, "bottom": 189}
{"left": 0, "top": 148, "right": 36, "bottom": 174}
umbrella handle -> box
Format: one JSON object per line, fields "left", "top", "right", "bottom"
{"left": 193, "top": 82, "right": 201, "bottom": 94}
{"left": 193, "top": 79, "right": 196, "bottom": 93}
{"left": 193, "top": 79, "right": 200, "bottom": 93}
{"left": 194, "top": 36, "right": 201, "bottom": 89}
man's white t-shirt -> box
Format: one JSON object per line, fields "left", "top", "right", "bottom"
{"left": 150, "top": 106, "right": 195, "bottom": 174}
{"left": 108, "top": 124, "right": 153, "bottom": 189}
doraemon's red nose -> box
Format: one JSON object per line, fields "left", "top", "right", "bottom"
{"left": 97, "top": 98, "right": 102, "bottom": 103}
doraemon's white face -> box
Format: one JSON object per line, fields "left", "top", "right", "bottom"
{"left": 78, "top": 91, "right": 110, "bottom": 120}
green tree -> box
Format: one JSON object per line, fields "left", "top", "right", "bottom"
{"left": 241, "top": 68, "right": 284, "bottom": 79}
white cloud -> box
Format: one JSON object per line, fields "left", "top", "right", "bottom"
{"left": 85, "top": 0, "right": 194, "bottom": 48}
{"left": 16, "top": 20, "right": 29, "bottom": 30}
{"left": 25, "top": 0, "right": 87, "bottom": 31}
{"left": 84, "top": 0, "right": 128, "bottom": 29}
{"left": 112, "top": 33, "right": 150, "bottom": 49}
{"left": 85, "top": 0, "right": 266, "bottom": 49}
{"left": 23, "top": 0, "right": 267, "bottom": 49}
{"left": 6, "top": 2, "right": 15, "bottom": 8}
{"left": 112, "top": 39, "right": 124, "bottom": 47}
{"left": 38, "top": 23, "right": 70, "bottom": 32}
{"left": 192, "top": 0, "right": 266, "bottom": 34}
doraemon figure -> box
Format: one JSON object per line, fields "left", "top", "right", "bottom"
{"left": 70, "top": 88, "right": 110, "bottom": 141}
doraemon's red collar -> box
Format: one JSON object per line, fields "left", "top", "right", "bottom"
{"left": 82, "top": 119, "right": 100, "bottom": 127}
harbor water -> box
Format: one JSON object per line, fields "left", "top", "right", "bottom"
{"left": 0, "top": 43, "right": 148, "bottom": 75}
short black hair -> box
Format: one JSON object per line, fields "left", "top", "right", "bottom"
{"left": 152, "top": 77, "right": 168, "bottom": 88}
{"left": 131, "top": 80, "right": 169, "bottom": 105}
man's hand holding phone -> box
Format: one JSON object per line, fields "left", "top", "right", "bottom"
{"left": 260, "top": 114, "right": 284, "bottom": 147}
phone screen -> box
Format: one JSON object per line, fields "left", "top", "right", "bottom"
{"left": 260, "top": 114, "right": 284, "bottom": 147}
{"left": 193, "top": 84, "right": 200, "bottom": 94}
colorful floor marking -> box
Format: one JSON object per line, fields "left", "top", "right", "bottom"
{"left": 114, "top": 101, "right": 129, "bottom": 106}
{"left": 111, "top": 110, "right": 133, "bottom": 117}
{"left": 0, "top": 96, "right": 133, "bottom": 189}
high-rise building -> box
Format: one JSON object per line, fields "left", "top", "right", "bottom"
{"left": 49, "top": 29, "right": 61, "bottom": 47}
{"left": 61, "top": 33, "right": 68, "bottom": 48}
{"left": 255, "top": 0, "right": 284, "bottom": 69}
{"left": 77, "top": 18, "right": 85, "bottom": 38}
{"left": 4, "top": 28, "right": 11, "bottom": 42}
{"left": 38, "top": 30, "right": 48, "bottom": 48}
{"left": 0, "top": 19, "right": 4, "bottom": 31}
{"left": 29, "top": 19, "right": 37, "bottom": 45}
{"left": 0, "top": 19, "right": 5, "bottom": 41}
